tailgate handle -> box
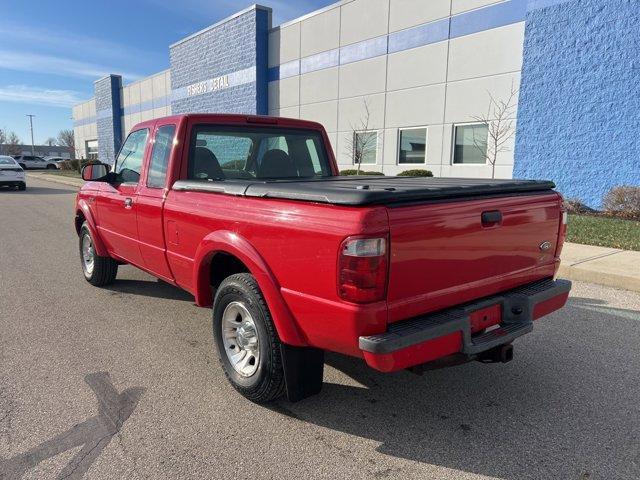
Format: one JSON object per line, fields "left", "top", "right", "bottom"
{"left": 481, "top": 210, "right": 502, "bottom": 226}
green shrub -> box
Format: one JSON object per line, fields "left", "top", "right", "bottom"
{"left": 603, "top": 186, "right": 640, "bottom": 218}
{"left": 397, "top": 169, "right": 433, "bottom": 177}
{"left": 340, "top": 169, "right": 385, "bottom": 176}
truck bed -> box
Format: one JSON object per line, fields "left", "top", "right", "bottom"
{"left": 172, "top": 177, "right": 556, "bottom": 206}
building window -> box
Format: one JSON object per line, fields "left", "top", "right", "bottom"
{"left": 398, "top": 128, "right": 427, "bottom": 164}
{"left": 353, "top": 131, "right": 378, "bottom": 165}
{"left": 85, "top": 140, "right": 98, "bottom": 160}
{"left": 453, "top": 124, "right": 488, "bottom": 164}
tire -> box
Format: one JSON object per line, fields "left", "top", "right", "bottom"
{"left": 19, "top": 163, "right": 26, "bottom": 170}
{"left": 213, "top": 273, "right": 286, "bottom": 403}
{"left": 46, "top": 164, "right": 56, "bottom": 170}
{"left": 79, "top": 222, "right": 118, "bottom": 286}
{"left": 18, "top": 183, "right": 26, "bottom": 191}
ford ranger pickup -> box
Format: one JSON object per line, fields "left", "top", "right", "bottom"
{"left": 75, "top": 114, "right": 571, "bottom": 403}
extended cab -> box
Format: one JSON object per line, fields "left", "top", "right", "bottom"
{"left": 75, "top": 114, "right": 571, "bottom": 403}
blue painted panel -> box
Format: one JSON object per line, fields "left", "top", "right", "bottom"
{"left": 388, "top": 18, "right": 450, "bottom": 53}
{"left": 340, "top": 36, "right": 388, "bottom": 65}
{"left": 515, "top": 0, "right": 640, "bottom": 207}
{"left": 300, "top": 48, "right": 339, "bottom": 74}
{"left": 450, "top": 0, "right": 526, "bottom": 38}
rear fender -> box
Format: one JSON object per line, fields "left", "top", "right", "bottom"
{"left": 193, "top": 230, "right": 307, "bottom": 346}
{"left": 76, "top": 200, "right": 108, "bottom": 257}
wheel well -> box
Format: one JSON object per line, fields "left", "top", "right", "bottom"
{"left": 210, "top": 253, "right": 249, "bottom": 290}
{"left": 75, "top": 212, "right": 85, "bottom": 235}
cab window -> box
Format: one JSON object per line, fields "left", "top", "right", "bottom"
{"left": 147, "top": 125, "right": 176, "bottom": 188}
{"left": 187, "top": 125, "right": 331, "bottom": 181}
{"left": 115, "top": 129, "right": 149, "bottom": 183}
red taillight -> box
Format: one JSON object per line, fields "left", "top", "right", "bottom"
{"left": 338, "top": 236, "right": 388, "bottom": 303}
{"left": 556, "top": 199, "right": 568, "bottom": 257}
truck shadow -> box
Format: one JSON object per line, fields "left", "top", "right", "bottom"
{"left": 270, "top": 296, "right": 640, "bottom": 479}
{"left": 105, "top": 279, "right": 194, "bottom": 302}
{"left": 0, "top": 372, "right": 143, "bottom": 480}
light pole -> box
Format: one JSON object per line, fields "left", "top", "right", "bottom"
{"left": 26, "top": 114, "right": 35, "bottom": 156}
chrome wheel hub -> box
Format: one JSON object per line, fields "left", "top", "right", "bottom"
{"left": 81, "top": 233, "right": 94, "bottom": 275}
{"left": 221, "top": 302, "right": 260, "bottom": 377}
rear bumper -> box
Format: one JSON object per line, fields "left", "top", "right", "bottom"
{"left": 359, "top": 278, "right": 571, "bottom": 372}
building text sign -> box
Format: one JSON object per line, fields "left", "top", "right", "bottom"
{"left": 186, "top": 75, "right": 230, "bottom": 96}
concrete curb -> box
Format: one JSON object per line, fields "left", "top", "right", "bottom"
{"left": 27, "top": 173, "right": 84, "bottom": 188}
{"left": 560, "top": 243, "right": 640, "bottom": 293}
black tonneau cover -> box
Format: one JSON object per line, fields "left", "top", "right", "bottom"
{"left": 172, "top": 177, "right": 556, "bottom": 206}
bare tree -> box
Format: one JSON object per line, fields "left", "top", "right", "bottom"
{"left": 57, "top": 129, "right": 76, "bottom": 160}
{"left": 471, "top": 84, "right": 518, "bottom": 179}
{"left": 0, "top": 128, "right": 5, "bottom": 155}
{"left": 345, "top": 98, "right": 377, "bottom": 174}
{"left": 45, "top": 137, "right": 57, "bottom": 146}
{"left": 6, "top": 132, "right": 22, "bottom": 156}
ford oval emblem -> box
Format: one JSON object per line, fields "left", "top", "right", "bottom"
{"left": 539, "top": 241, "right": 552, "bottom": 251}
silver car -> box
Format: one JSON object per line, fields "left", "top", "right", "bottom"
{"left": 13, "top": 155, "right": 59, "bottom": 170}
{"left": 0, "top": 156, "right": 26, "bottom": 190}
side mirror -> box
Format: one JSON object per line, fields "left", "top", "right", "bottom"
{"left": 81, "top": 163, "right": 111, "bottom": 181}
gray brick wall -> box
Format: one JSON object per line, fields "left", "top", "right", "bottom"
{"left": 170, "top": 6, "right": 270, "bottom": 115}
{"left": 94, "top": 75, "right": 123, "bottom": 165}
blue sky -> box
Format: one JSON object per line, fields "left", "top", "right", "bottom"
{"left": 0, "top": 0, "right": 333, "bottom": 144}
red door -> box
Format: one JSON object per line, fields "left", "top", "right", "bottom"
{"left": 95, "top": 128, "right": 150, "bottom": 267}
{"left": 136, "top": 122, "right": 177, "bottom": 282}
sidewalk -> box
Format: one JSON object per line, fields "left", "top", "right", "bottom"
{"left": 560, "top": 243, "right": 640, "bottom": 293}
{"left": 27, "top": 172, "right": 84, "bottom": 188}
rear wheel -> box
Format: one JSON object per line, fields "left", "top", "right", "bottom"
{"left": 17, "top": 183, "right": 26, "bottom": 191}
{"left": 213, "top": 273, "right": 285, "bottom": 403}
{"left": 46, "top": 164, "right": 56, "bottom": 170}
{"left": 79, "top": 222, "right": 118, "bottom": 286}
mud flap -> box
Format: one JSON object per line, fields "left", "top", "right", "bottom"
{"left": 280, "top": 344, "right": 324, "bottom": 402}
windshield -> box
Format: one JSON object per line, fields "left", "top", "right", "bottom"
{"left": 188, "top": 125, "right": 332, "bottom": 181}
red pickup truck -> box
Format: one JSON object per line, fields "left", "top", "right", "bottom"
{"left": 76, "top": 114, "right": 571, "bottom": 403}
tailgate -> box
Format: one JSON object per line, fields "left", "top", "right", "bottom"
{"left": 386, "top": 192, "right": 562, "bottom": 323}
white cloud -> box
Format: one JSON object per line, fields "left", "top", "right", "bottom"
{"left": 0, "top": 85, "right": 86, "bottom": 108}
{"left": 0, "top": 22, "right": 159, "bottom": 64}
{"left": 0, "top": 50, "right": 143, "bottom": 81}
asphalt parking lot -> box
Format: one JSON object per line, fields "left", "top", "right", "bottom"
{"left": 1, "top": 178, "right": 639, "bottom": 480}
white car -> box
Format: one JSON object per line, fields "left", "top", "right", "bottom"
{"left": 0, "top": 156, "right": 26, "bottom": 190}
{"left": 13, "top": 155, "right": 59, "bottom": 170}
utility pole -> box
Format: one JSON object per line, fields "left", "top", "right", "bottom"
{"left": 26, "top": 114, "right": 36, "bottom": 156}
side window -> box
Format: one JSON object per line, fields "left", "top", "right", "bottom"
{"left": 147, "top": 125, "right": 176, "bottom": 188}
{"left": 115, "top": 129, "right": 149, "bottom": 183}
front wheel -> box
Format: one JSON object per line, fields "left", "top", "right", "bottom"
{"left": 19, "top": 163, "right": 26, "bottom": 170}
{"left": 79, "top": 222, "right": 118, "bottom": 286}
{"left": 46, "top": 164, "right": 56, "bottom": 170}
{"left": 213, "top": 273, "right": 286, "bottom": 403}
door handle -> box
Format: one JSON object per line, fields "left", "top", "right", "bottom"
{"left": 124, "top": 197, "right": 133, "bottom": 209}
{"left": 481, "top": 210, "right": 502, "bottom": 226}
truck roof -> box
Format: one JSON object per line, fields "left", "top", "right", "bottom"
{"left": 173, "top": 177, "right": 557, "bottom": 206}
{"left": 131, "top": 113, "right": 325, "bottom": 132}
